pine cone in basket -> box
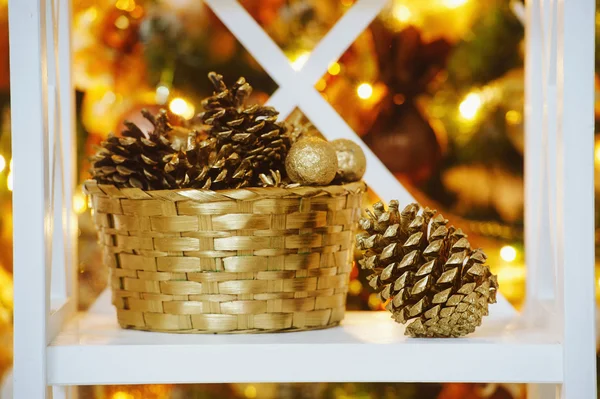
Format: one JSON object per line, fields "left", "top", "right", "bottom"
{"left": 179, "top": 132, "right": 254, "bottom": 190}
{"left": 91, "top": 109, "right": 188, "bottom": 190}
{"left": 197, "top": 72, "right": 291, "bottom": 187}
{"left": 356, "top": 201, "right": 499, "bottom": 338}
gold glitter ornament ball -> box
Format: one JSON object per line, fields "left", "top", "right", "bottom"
{"left": 331, "top": 139, "right": 366, "bottom": 182}
{"left": 285, "top": 137, "right": 338, "bottom": 186}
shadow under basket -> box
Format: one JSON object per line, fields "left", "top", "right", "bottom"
{"left": 84, "top": 180, "right": 366, "bottom": 333}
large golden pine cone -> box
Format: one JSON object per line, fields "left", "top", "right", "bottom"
{"left": 197, "top": 72, "right": 291, "bottom": 186}
{"left": 356, "top": 201, "right": 499, "bottom": 338}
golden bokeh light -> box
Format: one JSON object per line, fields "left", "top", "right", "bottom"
{"left": 169, "top": 97, "right": 195, "bottom": 120}
{"left": 111, "top": 392, "right": 134, "bottom": 399}
{"left": 327, "top": 62, "right": 341, "bottom": 76}
{"left": 73, "top": 193, "right": 88, "bottom": 214}
{"left": 594, "top": 140, "right": 600, "bottom": 165}
{"left": 348, "top": 279, "right": 362, "bottom": 295}
{"left": 114, "top": 15, "right": 130, "bottom": 30}
{"left": 458, "top": 92, "right": 482, "bottom": 120}
{"left": 500, "top": 245, "right": 517, "bottom": 262}
{"left": 443, "top": 0, "right": 468, "bottom": 9}
{"left": 505, "top": 110, "right": 522, "bottom": 125}
{"left": 392, "top": 4, "right": 411, "bottom": 23}
{"left": 357, "top": 83, "right": 373, "bottom": 100}
{"left": 244, "top": 385, "right": 257, "bottom": 399}
{"left": 368, "top": 293, "right": 382, "bottom": 309}
{"left": 315, "top": 78, "right": 327, "bottom": 91}
{"left": 291, "top": 51, "right": 310, "bottom": 71}
{"left": 155, "top": 85, "right": 170, "bottom": 105}
{"left": 115, "top": 0, "right": 136, "bottom": 12}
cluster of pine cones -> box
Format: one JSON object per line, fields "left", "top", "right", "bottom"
{"left": 356, "top": 201, "right": 498, "bottom": 338}
{"left": 91, "top": 72, "right": 292, "bottom": 191}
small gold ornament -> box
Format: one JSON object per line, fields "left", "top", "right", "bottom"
{"left": 331, "top": 139, "right": 367, "bottom": 182}
{"left": 285, "top": 137, "right": 338, "bottom": 186}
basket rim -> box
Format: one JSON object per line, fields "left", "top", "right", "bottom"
{"left": 83, "top": 179, "right": 366, "bottom": 202}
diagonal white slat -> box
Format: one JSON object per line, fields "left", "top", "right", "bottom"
{"left": 298, "top": 0, "right": 387, "bottom": 85}
{"left": 205, "top": 0, "right": 413, "bottom": 204}
{"left": 204, "top": 0, "right": 296, "bottom": 88}
{"left": 294, "top": 86, "right": 414, "bottom": 205}
{"left": 264, "top": 88, "right": 299, "bottom": 121}
{"left": 267, "top": 0, "right": 388, "bottom": 118}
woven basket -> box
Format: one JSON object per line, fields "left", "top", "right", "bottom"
{"left": 84, "top": 180, "right": 366, "bottom": 333}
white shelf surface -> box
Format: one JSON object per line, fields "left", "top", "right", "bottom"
{"left": 47, "top": 291, "right": 562, "bottom": 386}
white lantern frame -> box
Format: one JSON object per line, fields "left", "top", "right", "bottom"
{"left": 8, "top": 0, "right": 596, "bottom": 398}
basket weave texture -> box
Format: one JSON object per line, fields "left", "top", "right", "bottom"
{"left": 84, "top": 180, "right": 366, "bottom": 333}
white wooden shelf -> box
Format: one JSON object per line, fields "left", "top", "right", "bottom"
{"left": 47, "top": 291, "right": 561, "bottom": 386}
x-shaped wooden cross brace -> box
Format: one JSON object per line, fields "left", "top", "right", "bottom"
{"left": 204, "top": 0, "right": 414, "bottom": 204}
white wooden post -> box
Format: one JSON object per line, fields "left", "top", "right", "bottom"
{"left": 524, "top": 0, "right": 559, "bottom": 324}
{"left": 555, "top": 0, "right": 596, "bottom": 397}
{"left": 526, "top": 0, "right": 596, "bottom": 397}
{"left": 9, "top": 0, "right": 51, "bottom": 395}
{"left": 9, "top": 0, "right": 77, "bottom": 397}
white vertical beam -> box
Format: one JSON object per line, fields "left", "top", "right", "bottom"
{"left": 524, "top": 0, "right": 555, "bottom": 316}
{"left": 57, "top": 0, "right": 77, "bottom": 305}
{"left": 47, "top": 0, "right": 77, "bottom": 310}
{"left": 48, "top": 0, "right": 68, "bottom": 309}
{"left": 556, "top": 0, "right": 596, "bottom": 397}
{"left": 9, "top": 0, "right": 51, "bottom": 398}
{"left": 46, "top": 0, "right": 77, "bottom": 345}
{"left": 540, "top": 0, "right": 561, "bottom": 313}
{"left": 541, "top": 0, "right": 559, "bottom": 308}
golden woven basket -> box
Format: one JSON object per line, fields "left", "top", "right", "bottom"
{"left": 84, "top": 180, "right": 366, "bottom": 333}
